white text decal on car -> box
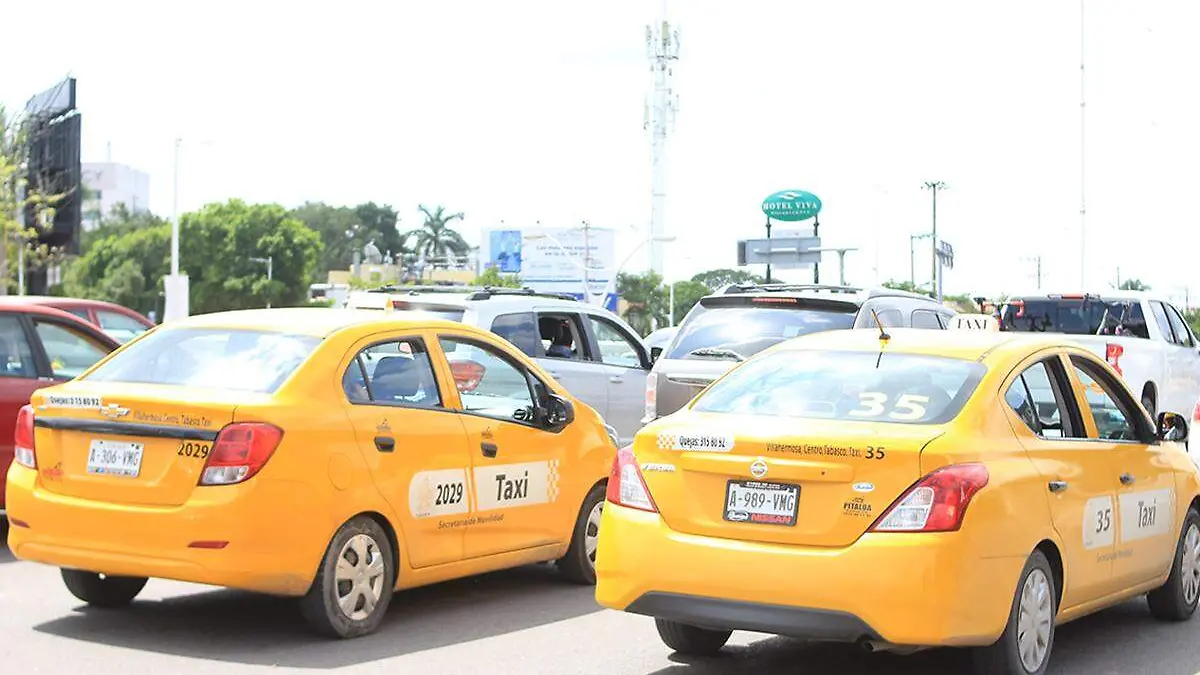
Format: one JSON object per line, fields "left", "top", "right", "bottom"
{"left": 657, "top": 432, "right": 735, "bottom": 452}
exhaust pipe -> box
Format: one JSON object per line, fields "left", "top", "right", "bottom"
{"left": 860, "top": 639, "right": 924, "bottom": 655}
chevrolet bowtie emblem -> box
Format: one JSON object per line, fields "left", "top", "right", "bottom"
{"left": 100, "top": 404, "right": 129, "bottom": 419}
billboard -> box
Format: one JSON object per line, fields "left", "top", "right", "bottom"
{"left": 480, "top": 225, "right": 618, "bottom": 311}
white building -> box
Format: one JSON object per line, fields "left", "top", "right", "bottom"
{"left": 81, "top": 162, "right": 150, "bottom": 229}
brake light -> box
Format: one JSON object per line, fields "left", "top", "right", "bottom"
{"left": 643, "top": 372, "right": 658, "bottom": 423}
{"left": 13, "top": 404, "right": 35, "bottom": 469}
{"left": 606, "top": 446, "right": 658, "bottom": 512}
{"left": 752, "top": 297, "right": 798, "bottom": 304}
{"left": 1105, "top": 343, "right": 1124, "bottom": 375}
{"left": 199, "top": 423, "right": 284, "bottom": 486}
{"left": 450, "top": 360, "right": 486, "bottom": 393}
{"left": 1193, "top": 400, "right": 1200, "bottom": 422}
{"left": 870, "top": 463, "right": 989, "bottom": 532}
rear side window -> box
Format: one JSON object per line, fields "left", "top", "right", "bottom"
{"left": 911, "top": 309, "right": 944, "bottom": 329}
{"left": 83, "top": 328, "right": 320, "bottom": 393}
{"left": 490, "top": 312, "right": 543, "bottom": 357}
{"left": 667, "top": 299, "right": 857, "bottom": 361}
{"left": 0, "top": 315, "right": 36, "bottom": 378}
{"left": 1001, "top": 297, "right": 1149, "bottom": 338}
{"left": 34, "top": 320, "right": 112, "bottom": 379}
{"left": 692, "top": 349, "right": 986, "bottom": 424}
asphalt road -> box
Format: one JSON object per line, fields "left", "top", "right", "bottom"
{"left": 4, "top": 523, "right": 1200, "bottom": 675}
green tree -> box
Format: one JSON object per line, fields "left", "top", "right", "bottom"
{"left": 473, "top": 266, "right": 522, "bottom": 288}
{"left": 63, "top": 221, "right": 171, "bottom": 316}
{"left": 669, "top": 279, "right": 710, "bottom": 323}
{"left": 1119, "top": 278, "right": 1150, "bottom": 291}
{"left": 291, "top": 201, "right": 411, "bottom": 280}
{"left": 179, "top": 200, "right": 323, "bottom": 313}
{"left": 882, "top": 279, "right": 933, "bottom": 297}
{"left": 407, "top": 204, "right": 468, "bottom": 266}
{"left": 79, "top": 203, "right": 168, "bottom": 255}
{"left": 691, "top": 268, "right": 765, "bottom": 292}
{"left": 1184, "top": 308, "right": 1200, "bottom": 336}
{"left": 617, "top": 271, "right": 669, "bottom": 335}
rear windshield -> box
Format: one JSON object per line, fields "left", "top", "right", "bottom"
{"left": 82, "top": 328, "right": 320, "bottom": 393}
{"left": 692, "top": 350, "right": 987, "bottom": 424}
{"left": 387, "top": 301, "right": 465, "bottom": 322}
{"left": 667, "top": 299, "right": 856, "bottom": 360}
{"left": 1000, "top": 297, "right": 1149, "bottom": 338}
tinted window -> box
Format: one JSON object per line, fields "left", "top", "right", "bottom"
{"left": 1001, "top": 297, "right": 1149, "bottom": 338}
{"left": 1006, "top": 360, "right": 1069, "bottom": 438}
{"left": 438, "top": 336, "right": 536, "bottom": 424}
{"left": 386, "top": 299, "right": 465, "bottom": 322}
{"left": 588, "top": 316, "right": 643, "bottom": 368}
{"left": 344, "top": 338, "right": 441, "bottom": 408}
{"left": 910, "top": 309, "right": 944, "bottom": 329}
{"left": 1165, "top": 304, "right": 1195, "bottom": 347}
{"left": 83, "top": 327, "right": 318, "bottom": 393}
{"left": 97, "top": 310, "right": 149, "bottom": 343}
{"left": 667, "top": 300, "right": 857, "bottom": 361}
{"left": 0, "top": 316, "right": 36, "bottom": 378}
{"left": 490, "top": 312, "right": 543, "bottom": 357}
{"left": 34, "top": 321, "right": 112, "bottom": 379}
{"left": 65, "top": 307, "right": 92, "bottom": 321}
{"left": 691, "top": 350, "right": 986, "bottom": 424}
{"left": 1070, "top": 357, "right": 1139, "bottom": 441}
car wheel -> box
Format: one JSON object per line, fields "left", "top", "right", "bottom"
{"left": 655, "top": 618, "right": 731, "bottom": 656}
{"left": 1147, "top": 508, "right": 1200, "bottom": 621}
{"left": 300, "top": 516, "right": 395, "bottom": 639}
{"left": 557, "top": 484, "right": 606, "bottom": 585}
{"left": 61, "top": 569, "right": 147, "bottom": 608}
{"left": 972, "top": 550, "right": 1056, "bottom": 675}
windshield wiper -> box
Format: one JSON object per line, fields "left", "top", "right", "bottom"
{"left": 687, "top": 347, "right": 745, "bottom": 362}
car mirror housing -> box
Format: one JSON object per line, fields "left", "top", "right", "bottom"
{"left": 1157, "top": 411, "right": 1189, "bottom": 444}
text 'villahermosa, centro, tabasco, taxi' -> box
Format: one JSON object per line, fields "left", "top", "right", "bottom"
{"left": 5, "top": 308, "right": 618, "bottom": 638}
{"left": 595, "top": 322, "right": 1200, "bottom": 675}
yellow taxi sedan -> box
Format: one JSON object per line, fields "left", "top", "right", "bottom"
{"left": 596, "top": 327, "right": 1200, "bottom": 675}
{"left": 6, "top": 308, "right": 616, "bottom": 638}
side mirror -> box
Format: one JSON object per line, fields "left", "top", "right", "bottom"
{"left": 543, "top": 394, "right": 575, "bottom": 431}
{"left": 1157, "top": 411, "right": 1189, "bottom": 443}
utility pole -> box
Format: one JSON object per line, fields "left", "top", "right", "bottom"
{"left": 922, "top": 181, "right": 947, "bottom": 302}
{"left": 251, "top": 255, "right": 274, "bottom": 308}
{"left": 581, "top": 220, "right": 591, "bottom": 304}
{"left": 1079, "top": 0, "right": 1087, "bottom": 288}
{"left": 645, "top": 1, "right": 680, "bottom": 276}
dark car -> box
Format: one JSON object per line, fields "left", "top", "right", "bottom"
{"left": 0, "top": 300, "right": 121, "bottom": 513}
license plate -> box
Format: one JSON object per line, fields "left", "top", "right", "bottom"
{"left": 723, "top": 480, "right": 799, "bottom": 526}
{"left": 87, "top": 440, "right": 144, "bottom": 477}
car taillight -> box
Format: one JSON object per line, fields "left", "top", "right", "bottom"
{"left": 450, "top": 360, "right": 486, "bottom": 392}
{"left": 1105, "top": 343, "right": 1124, "bottom": 376}
{"left": 13, "top": 404, "right": 36, "bottom": 469}
{"left": 199, "top": 423, "right": 284, "bottom": 486}
{"left": 606, "top": 446, "right": 658, "bottom": 513}
{"left": 643, "top": 372, "right": 658, "bottom": 423}
{"left": 1194, "top": 400, "right": 1200, "bottom": 422}
{"left": 870, "top": 463, "right": 989, "bottom": 533}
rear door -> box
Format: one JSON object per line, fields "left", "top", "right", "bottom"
{"left": 581, "top": 312, "right": 650, "bottom": 445}
{"left": 1162, "top": 302, "right": 1200, "bottom": 417}
{"left": 0, "top": 314, "right": 52, "bottom": 507}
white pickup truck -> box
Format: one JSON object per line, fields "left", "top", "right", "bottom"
{"left": 998, "top": 292, "right": 1200, "bottom": 426}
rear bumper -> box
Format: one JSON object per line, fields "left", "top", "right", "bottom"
{"left": 595, "top": 503, "right": 1024, "bottom": 647}
{"left": 5, "top": 464, "right": 333, "bottom": 596}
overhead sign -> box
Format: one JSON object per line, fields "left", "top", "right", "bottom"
{"left": 950, "top": 314, "right": 999, "bottom": 331}
{"left": 761, "top": 190, "right": 822, "bottom": 222}
{"left": 737, "top": 236, "right": 822, "bottom": 269}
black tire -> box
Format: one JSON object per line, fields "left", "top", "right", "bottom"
{"left": 60, "top": 569, "right": 147, "bottom": 608}
{"left": 1148, "top": 508, "right": 1200, "bottom": 621}
{"left": 557, "top": 484, "right": 606, "bottom": 585}
{"left": 972, "top": 550, "right": 1057, "bottom": 675}
{"left": 655, "top": 618, "right": 731, "bottom": 656}
{"left": 300, "top": 516, "right": 396, "bottom": 639}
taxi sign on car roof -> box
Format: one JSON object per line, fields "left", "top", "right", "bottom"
{"left": 950, "top": 314, "right": 1000, "bottom": 331}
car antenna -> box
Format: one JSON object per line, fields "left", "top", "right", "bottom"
{"left": 871, "top": 309, "right": 891, "bottom": 342}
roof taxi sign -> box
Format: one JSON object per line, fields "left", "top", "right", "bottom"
{"left": 951, "top": 314, "right": 1000, "bottom": 331}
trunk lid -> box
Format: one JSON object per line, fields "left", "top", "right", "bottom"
{"left": 30, "top": 381, "right": 265, "bottom": 507}
{"left": 635, "top": 411, "right": 942, "bottom": 547}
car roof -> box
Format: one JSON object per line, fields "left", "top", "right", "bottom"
{"left": 1005, "top": 290, "right": 1153, "bottom": 302}
{"left": 711, "top": 283, "right": 942, "bottom": 304}
{"left": 347, "top": 286, "right": 611, "bottom": 314}
{"left": 768, "top": 327, "right": 1066, "bottom": 362}
{"left": 161, "top": 307, "right": 482, "bottom": 338}
{"left": 4, "top": 295, "right": 131, "bottom": 310}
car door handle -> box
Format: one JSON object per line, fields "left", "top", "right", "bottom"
{"left": 544, "top": 369, "right": 560, "bottom": 378}
{"left": 609, "top": 375, "right": 624, "bottom": 384}
{"left": 1048, "top": 480, "right": 1068, "bottom": 493}
{"left": 481, "top": 441, "right": 498, "bottom": 458}
{"left": 374, "top": 436, "right": 395, "bottom": 453}
{"left": 1120, "top": 472, "right": 1136, "bottom": 485}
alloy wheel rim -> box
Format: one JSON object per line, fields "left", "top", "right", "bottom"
{"left": 1016, "top": 568, "right": 1053, "bottom": 672}
{"left": 1182, "top": 524, "right": 1200, "bottom": 606}
{"left": 585, "top": 502, "right": 603, "bottom": 567}
{"left": 333, "top": 533, "right": 386, "bottom": 621}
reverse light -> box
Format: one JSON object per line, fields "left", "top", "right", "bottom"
{"left": 871, "top": 463, "right": 989, "bottom": 533}
{"left": 643, "top": 372, "right": 658, "bottom": 423}
{"left": 13, "top": 404, "right": 36, "bottom": 469}
{"left": 606, "top": 446, "right": 658, "bottom": 513}
{"left": 450, "top": 360, "right": 486, "bottom": 393}
{"left": 1105, "top": 343, "right": 1124, "bottom": 376}
{"left": 199, "top": 423, "right": 284, "bottom": 486}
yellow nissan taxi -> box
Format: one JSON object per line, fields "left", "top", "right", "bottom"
{"left": 6, "top": 308, "right": 616, "bottom": 638}
{"left": 596, "top": 324, "right": 1200, "bottom": 675}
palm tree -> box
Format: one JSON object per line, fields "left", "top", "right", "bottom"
{"left": 406, "top": 204, "right": 468, "bottom": 268}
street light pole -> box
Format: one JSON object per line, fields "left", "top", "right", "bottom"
{"left": 922, "top": 181, "right": 947, "bottom": 302}
{"left": 171, "top": 138, "right": 180, "bottom": 276}
{"left": 162, "top": 137, "right": 190, "bottom": 322}
{"left": 251, "top": 255, "right": 273, "bottom": 308}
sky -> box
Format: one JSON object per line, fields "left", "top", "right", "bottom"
{"left": 5, "top": 0, "right": 1198, "bottom": 304}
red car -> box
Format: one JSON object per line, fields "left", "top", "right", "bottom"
{"left": 0, "top": 300, "right": 121, "bottom": 514}
{"left": 13, "top": 297, "right": 154, "bottom": 344}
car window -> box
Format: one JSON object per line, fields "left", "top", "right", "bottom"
{"left": 587, "top": 315, "right": 643, "bottom": 368}
{"left": 668, "top": 299, "right": 857, "bottom": 361}
{"left": 1001, "top": 297, "right": 1150, "bottom": 338}
{"left": 1069, "top": 356, "right": 1140, "bottom": 442}
{"left": 910, "top": 309, "right": 944, "bottom": 330}
{"left": 33, "top": 320, "right": 112, "bottom": 379}
{"left": 537, "top": 313, "right": 587, "bottom": 360}
{"left": 344, "top": 338, "right": 442, "bottom": 408}
{"left": 83, "top": 327, "right": 317, "bottom": 393}
{"left": 65, "top": 307, "right": 92, "bottom": 322}
{"left": 0, "top": 315, "right": 36, "bottom": 378}
{"left": 872, "top": 308, "right": 904, "bottom": 328}
{"left": 691, "top": 349, "right": 986, "bottom": 424}
{"left": 1149, "top": 301, "right": 1176, "bottom": 343}
{"left": 490, "top": 312, "right": 544, "bottom": 358}
{"left": 1005, "top": 360, "right": 1070, "bottom": 439}
{"left": 1164, "top": 304, "right": 1195, "bottom": 348}
{"left": 98, "top": 310, "right": 148, "bottom": 333}
{"left": 438, "top": 336, "right": 537, "bottom": 424}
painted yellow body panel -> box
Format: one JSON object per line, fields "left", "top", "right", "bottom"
{"left": 595, "top": 328, "right": 1200, "bottom": 648}
{"left": 7, "top": 310, "right": 614, "bottom": 596}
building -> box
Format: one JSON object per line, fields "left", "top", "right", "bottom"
{"left": 81, "top": 162, "right": 150, "bottom": 229}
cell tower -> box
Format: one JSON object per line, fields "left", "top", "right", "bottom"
{"left": 644, "top": 3, "right": 679, "bottom": 276}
